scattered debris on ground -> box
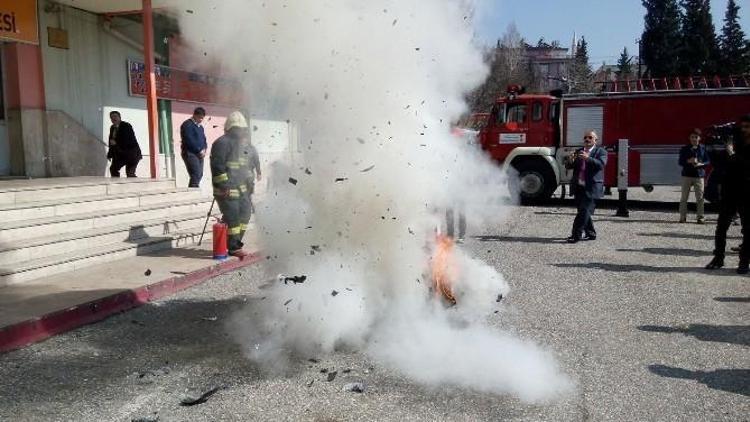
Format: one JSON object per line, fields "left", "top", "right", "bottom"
{"left": 144, "top": 269, "right": 152, "bottom": 276}
{"left": 131, "top": 413, "right": 159, "bottom": 422}
{"left": 278, "top": 275, "right": 307, "bottom": 285}
{"left": 136, "top": 366, "right": 170, "bottom": 385}
{"left": 327, "top": 371, "right": 338, "bottom": 382}
{"left": 201, "top": 316, "right": 218, "bottom": 322}
{"left": 179, "top": 385, "right": 225, "bottom": 406}
{"left": 342, "top": 382, "right": 366, "bottom": 393}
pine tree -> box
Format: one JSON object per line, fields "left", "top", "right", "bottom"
{"left": 641, "top": 0, "right": 682, "bottom": 77}
{"left": 719, "top": 0, "right": 750, "bottom": 75}
{"left": 617, "top": 47, "right": 633, "bottom": 78}
{"left": 570, "top": 37, "right": 594, "bottom": 93}
{"left": 680, "top": 0, "right": 719, "bottom": 75}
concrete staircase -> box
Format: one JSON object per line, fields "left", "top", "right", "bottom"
{"left": 0, "top": 178, "right": 213, "bottom": 286}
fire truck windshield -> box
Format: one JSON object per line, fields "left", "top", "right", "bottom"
{"left": 500, "top": 103, "right": 527, "bottom": 124}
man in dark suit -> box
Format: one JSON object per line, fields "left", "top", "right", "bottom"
{"left": 566, "top": 130, "right": 608, "bottom": 243}
{"left": 107, "top": 111, "right": 142, "bottom": 178}
{"left": 706, "top": 114, "right": 750, "bottom": 274}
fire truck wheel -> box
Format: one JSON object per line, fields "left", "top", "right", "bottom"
{"left": 511, "top": 160, "right": 556, "bottom": 204}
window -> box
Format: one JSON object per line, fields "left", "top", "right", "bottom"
{"left": 506, "top": 103, "right": 527, "bottom": 123}
{"left": 550, "top": 102, "right": 560, "bottom": 122}
{"left": 494, "top": 104, "right": 507, "bottom": 125}
{"left": 532, "top": 102, "right": 543, "bottom": 121}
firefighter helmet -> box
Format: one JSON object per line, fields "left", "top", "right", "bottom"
{"left": 224, "top": 111, "right": 249, "bottom": 131}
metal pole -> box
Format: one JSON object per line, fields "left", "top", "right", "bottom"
{"left": 615, "top": 138, "right": 630, "bottom": 217}
{"left": 197, "top": 198, "right": 215, "bottom": 246}
{"left": 636, "top": 38, "right": 642, "bottom": 79}
{"left": 142, "top": 0, "right": 160, "bottom": 178}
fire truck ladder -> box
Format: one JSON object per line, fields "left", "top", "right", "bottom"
{"left": 601, "top": 75, "right": 750, "bottom": 93}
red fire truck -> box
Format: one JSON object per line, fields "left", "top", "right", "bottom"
{"left": 478, "top": 77, "right": 750, "bottom": 204}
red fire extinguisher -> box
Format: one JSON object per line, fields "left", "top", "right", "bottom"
{"left": 213, "top": 219, "right": 228, "bottom": 260}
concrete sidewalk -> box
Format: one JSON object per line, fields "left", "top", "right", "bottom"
{"left": 0, "top": 234, "right": 261, "bottom": 353}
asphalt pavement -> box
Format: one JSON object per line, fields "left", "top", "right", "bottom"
{"left": 1, "top": 202, "right": 748, "bottom": 421}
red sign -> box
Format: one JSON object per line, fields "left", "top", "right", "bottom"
{"left": 128, "top": 60, "right": 244, "bottom": 106}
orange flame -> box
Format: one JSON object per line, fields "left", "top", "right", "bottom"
{"left": 431, "top": 234, "right": 458, "bottom": 305}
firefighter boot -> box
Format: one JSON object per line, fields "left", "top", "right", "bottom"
{"left": 230, "top": 248, "right": 250, "bottom": 260}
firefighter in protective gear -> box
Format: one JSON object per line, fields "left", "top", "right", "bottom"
{"left": 210, "top": 111, "right": 261, "bottom": 258}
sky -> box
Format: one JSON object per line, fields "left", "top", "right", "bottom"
{"left": 474, "top": 0, "right": 750, "bottom": 65}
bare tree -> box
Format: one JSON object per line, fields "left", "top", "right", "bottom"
{"left": 499, "top": 22, "right": 525, "bottom": 74}
{"left": 466, "top": 23, "right": 536, "bottom": 113}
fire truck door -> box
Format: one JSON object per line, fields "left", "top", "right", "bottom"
{"left": 481, "top": 102, "right": 529, "bottom": 163}
{"left": 497, "top": 101, "right": 529, "bottom": 145}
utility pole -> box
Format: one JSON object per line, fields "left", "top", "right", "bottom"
{"left": 636, "top": 38, "right": 642, "bottom": 78}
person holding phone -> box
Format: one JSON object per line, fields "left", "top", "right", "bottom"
{"left": 565, "top": 130, "right": 607, "bottom": 243}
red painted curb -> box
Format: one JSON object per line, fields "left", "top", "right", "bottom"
{"left": 0, "top": 253, "right": 263, "bottom": 353}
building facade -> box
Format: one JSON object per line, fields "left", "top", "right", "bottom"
{"left": 525, "top": 45, "right": 572, "bottom": 93}
{"left": 0, "top": 0, "right": 263, "bottom": 192}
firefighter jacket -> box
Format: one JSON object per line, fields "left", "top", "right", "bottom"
{"left": 210, "top": 134, "right": 261, "bottom": 199}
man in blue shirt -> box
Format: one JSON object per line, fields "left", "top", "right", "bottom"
{"left": 678, "top": 128, "right": 710, "bottom": 224}
{"left": 180, "top": 107, "right": 208, "bottom": 187}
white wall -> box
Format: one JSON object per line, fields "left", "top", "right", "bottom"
{"left": 251, "top": 119, "right": 301, "bottom": 201}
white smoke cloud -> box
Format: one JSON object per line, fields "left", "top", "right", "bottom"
{"left": 175, "top": 0, "right": 572, "bottom": 402}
